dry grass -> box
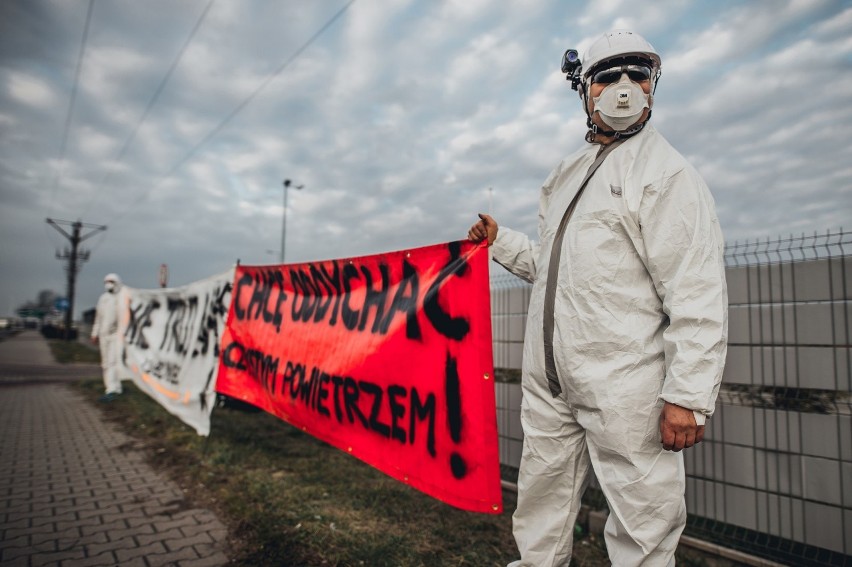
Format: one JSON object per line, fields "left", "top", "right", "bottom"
{"left": 48, "top": 338, "right": 101, "bottom": 364}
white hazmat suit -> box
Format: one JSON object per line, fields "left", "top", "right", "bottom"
{"left": 494, "top": 124, "right": 728, "bottom": 566}
{"left": 91, "top": 274, "right": 123, "bottom": 396}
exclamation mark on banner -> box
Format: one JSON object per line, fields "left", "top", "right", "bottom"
{"left": 445, "top": 352, "right": 467, "bottom": 479}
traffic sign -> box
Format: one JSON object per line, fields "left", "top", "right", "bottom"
{"left": 16, "top": 308, "right": 45, "bottom": 318}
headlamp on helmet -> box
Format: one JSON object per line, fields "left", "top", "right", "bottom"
{"left": 561, "top": 49, "right": 583, "bottom": 91}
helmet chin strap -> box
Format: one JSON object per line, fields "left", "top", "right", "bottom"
{"left": 584, "top": 110, "right": 652, "bottom": 143}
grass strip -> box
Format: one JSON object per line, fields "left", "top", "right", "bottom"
{"left": 74, "top": 380, "right": 553, "bottom": 565}
{"left": 74, "top": 379, "right": 612, "bottom": 566}
{"left": 48, "top": 338, "right": 101, "bottom": 364}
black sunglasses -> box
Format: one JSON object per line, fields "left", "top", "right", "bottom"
{"left": 591, "top": 64, "right": 652, "bottom": 85}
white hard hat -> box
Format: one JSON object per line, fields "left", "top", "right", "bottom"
{"left": 582, "top": 30, "right": 661, "bottom": 78}
{"left": 104, "top": 273, "right": 121, "bottom": 284}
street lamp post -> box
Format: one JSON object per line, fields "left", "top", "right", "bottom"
{"left": 281, "top": 179, "right": 303, "bottom": 264}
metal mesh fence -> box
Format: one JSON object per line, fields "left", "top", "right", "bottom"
{"left": 491, "top": 228, "right": 851, "bottom": 565}
{"left": 723, "top": 228, "right": 851, "bottom": 267}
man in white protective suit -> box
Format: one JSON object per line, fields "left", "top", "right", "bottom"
{"left": 91, "top": 273, "right": 124, "bottom": 401}
{"left": 468, "top": 30, "right": 727, "bottom": 566}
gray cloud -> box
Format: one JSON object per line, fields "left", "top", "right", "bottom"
{"left": 1, "top": 0, "right": 849, "bottom": 317}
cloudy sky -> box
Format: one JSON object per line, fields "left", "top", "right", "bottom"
{"left": 1, "top": 0, "right": 850, "bottom": 318}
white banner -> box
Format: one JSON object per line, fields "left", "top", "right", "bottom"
{"left": 118, "top": 269, "right": 234, "bottom": 436}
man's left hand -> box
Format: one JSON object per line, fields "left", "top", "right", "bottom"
{"left": 660, "top": 402, "right": 704, "bottom": 452}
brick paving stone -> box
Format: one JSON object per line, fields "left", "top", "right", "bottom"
{"left": 8, "top": 486, "right": 37, "bottom": 498}
{"left": 29, "top": 548, "right": 87, "bottom": 566}
{"left": 5, "top": 522, "right": 56, "bottom": 540}
{"left": 37, "top": 510, "right": 80, "bottom": 528}
{"left": 126, "top": 514, "right": 162, "bottom": 528}
{"left": 73, "top": 495, "right": 102, "bottom": 508}
{"left": 82, "top": 534, "right": 138, "bottom": 557}
{"left": 114, "top": 522, "right": 161, "bottom": 541}
{"left": 0, "top": 534, "right": 30, "bottom": 551}
{"left": 118, "top": 501, "right": 152, "bottom": 514}
{"left": 0, "top": 517, "right": 31, "bottom": 531}
{"left": 136, "top": 526, "right": 184, "bottom": 547}
{"left": 100, "top": 509, "right": 136, "bottom": 525}
{"left": 149, "top": 545, "right": 201, "bottom": 565}
{"left": 4, "top": 501, "right": 32, "bottom": 514}
{"left": 3, "top": 511, "right": 33, "bottom": 526}
{"left": 1, "top": 544, "right": 36, "bottom": 563}
{"left": 68, "top": 500, "right": 99, "bottom": 516}
{"left": 80, "top": 518, "right": 128, "bottom": 536}
{"left": 46, "top": 485, "right": 74, "bottom": 497}
{"left": 180, "top": 520, "right": 224, "bottom": 539}
{"left": 32, "top": 501, "right": 64, "bottom": 515}
{"left": 165, "top": 531, "right": 214, "bottom": 552}
{"left": 80, "top": 478, "right": 110, "bottom": 490}
{"left": 67, "top": 550, "right": 120, "bottom": 567}
{"left": 59, "top": 530, "right": 112, "bottom": 558}
{"left": 76, "top": 528, "right": 111, "bottom": 546}
{"left": 56, "top": 516, "right": 103, "bottom": 533}
{"left": 114, "top": 540, "right": 168, "bottom": 563}
{"left": 30, "top": 526, "right": 80, "bottom": 545}
{"left": 154, "top": 511, "right": 203, "bottom": 533}
{"left": 0, "top": 354, "right": 230, "bottom": 567}
{"left": 77, "top": 506, "right": 111, "bottom": 520}
{"left": 180, "top": 552, "right": 231, "bottom": 567}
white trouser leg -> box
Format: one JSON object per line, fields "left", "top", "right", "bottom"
{"left": 582, "top": 405, "right": 686, "bottom": 567}
{"left": 99, "top": 335, "right": 122, "bottom": 394}
{"left": 105, "top": 364, "right": 122, "bottom": 394}
{"left": 509, "top": 389, "right": 590, "bottom": 567}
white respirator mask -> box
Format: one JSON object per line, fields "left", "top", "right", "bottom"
{"left": 105, "top": 282, "right": 116, "bottom": 292}
{"left": 592, "top": 72, "right": 650, "bottom": 131}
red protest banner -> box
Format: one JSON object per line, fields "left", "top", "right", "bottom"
{"left": 215, "top": 240, "right": 502, "bottom": 513}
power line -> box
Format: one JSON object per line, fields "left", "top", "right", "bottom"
{"left": 79, "top": 0, "right": 216, "bottom": 220}
{"left": 48, "top": 0, "right": 94, "bottom": 219}
{"left": 111, "top": 0, "right": 357, "bottom": 223}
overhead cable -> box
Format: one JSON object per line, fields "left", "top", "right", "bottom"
{"left": 112, "top": 0, "right": 357, "bottom": 222}
{"left": 79, "top": 0, "right": 216, "bottom": 219}
{"left": 47, "top": 0, "right": 95, "bottom": 218}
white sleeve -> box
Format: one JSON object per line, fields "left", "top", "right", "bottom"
{"left": 91, "top": 295, "right": 104, "bottom": 339}
{"left": 491, "top": 228, "right": 540, "bottom": 283}
{"left": 639, "top": 166, "right": 728, "bottom": 418}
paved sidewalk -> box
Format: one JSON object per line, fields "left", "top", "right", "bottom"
{"left": 0, "top": 331, "right": 230, "bottom": 566}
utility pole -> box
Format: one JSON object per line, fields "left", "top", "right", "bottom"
{"left": 46, "top": 218, "right": 107, "bottom": 340}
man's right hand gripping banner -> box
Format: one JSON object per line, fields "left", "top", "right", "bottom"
{"left": 215, "top": 240, "right": 502, "bottom": 513}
